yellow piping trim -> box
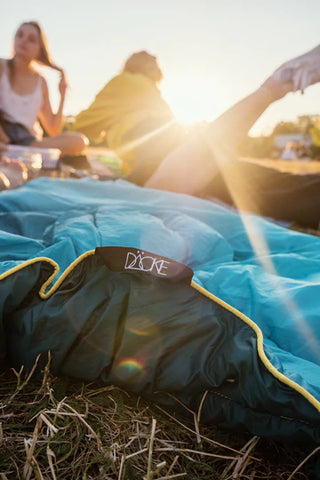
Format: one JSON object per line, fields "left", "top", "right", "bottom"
{"left": 191, "top": 280, "right": 320, "bottom": 413}
{"left": 0, "top": 257, "right": 59, "bottom": 282}
{"left": 0, "top": 251, "right": 96, "bottom": 299}
{"left": 39, "top": 250, "right": 96, "bottom": 299}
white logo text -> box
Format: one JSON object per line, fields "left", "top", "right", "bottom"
{"left": 124, "top": 251, "right": 170, "bottom": 276}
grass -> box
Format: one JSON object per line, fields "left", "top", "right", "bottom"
{"left": 243, "top": 157, "right": 320, "bottom": 175}
{"left": 0, "top": 360, "right": 318, "bottom": 479}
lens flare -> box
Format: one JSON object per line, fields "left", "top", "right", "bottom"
{"left": 127, "top": 315, "right": 159, "bottom": 337}
{"left": 204, "top": 135, "right": 320, "bottom": 360}
{"left": 114, "top": 357, "right": 146, "bottom": 381}
{"left": 129, "top": 328, "right": 151, "bottom": 336}
{"left": 116, "top": 119, "right": 178, "bottom": 158}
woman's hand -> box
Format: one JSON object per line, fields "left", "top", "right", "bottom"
{"left": 58, "top": 70, "right": 68, "bottom": 98}
{"left": 0, "top": 156, "right": 28, "bottom": 190}
{"left": 272, "top": 45, "right": 320, "bottom": 93}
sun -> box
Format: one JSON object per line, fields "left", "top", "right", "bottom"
{"left": 161, "top": 72, "right": 224, "bottom": 126}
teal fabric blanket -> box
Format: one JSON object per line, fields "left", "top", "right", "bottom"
{"left": 0, "top": 177, "right": 319, "bottom": 442}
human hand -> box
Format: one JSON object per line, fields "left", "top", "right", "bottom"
{"left": 58, "top": 70, "right": 68, "bottom": 98}
{"left": 0, "top": 156, "right": 28, "bottom": 189}
{"left": 272, "top": 45, "right": 320, "bottom": 93}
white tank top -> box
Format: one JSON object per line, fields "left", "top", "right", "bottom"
{"left": 0, "top": 60, "right": 43, "bottom": 140}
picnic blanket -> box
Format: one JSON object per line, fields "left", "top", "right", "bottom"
{"left": 0, "top": 177, "right": 319, "bottom": 443}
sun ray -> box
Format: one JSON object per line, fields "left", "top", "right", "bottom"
{"left": 204, "top": 135, "right": 320, "bottom": 358}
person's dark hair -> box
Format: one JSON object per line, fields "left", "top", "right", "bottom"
{"left": 122, "top": 51, "right": 163, "bottom": 82}
{"left": 8, "top": 21, "right": 63, "bottom": 80}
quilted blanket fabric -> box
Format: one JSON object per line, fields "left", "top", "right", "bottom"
{"left": 0, "top": 177, "right": 319, "bottom": 443}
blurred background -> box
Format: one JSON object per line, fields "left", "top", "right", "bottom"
{"left": 1, "top": 0, "right": 319, "bottom": 139}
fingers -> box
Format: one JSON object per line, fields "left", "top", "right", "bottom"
{"left": 272, "top": 45, "right": 320, "bottom": 93}
{"left": 273, "top": 64, "right": 318, "bottom": 93}
{"left": 0, "top": 157, "right": 28, "bottom": 187}
{"left": 300, "top": 71, "right": 312, "bottom": 93}
{"left": 0, "top": 170, "right": 10, "bottom": 190}
{"left": 60, "top": 70, "right": 68, "bottom": 86}
{"left": 292, "top": 67, "right": 320, "bottom": 92}
{"left": 293, "top": 69, "right": 304, "bottom": 92}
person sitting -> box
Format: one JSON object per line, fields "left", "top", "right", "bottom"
{"left": 75, "top": 51, "right": 185, "bottom": 183}
{"left": 0, "top": 21, "right": 88, "bottom": 156}
{"left": 281, "top": 142, "right": 298, "bottom": 160}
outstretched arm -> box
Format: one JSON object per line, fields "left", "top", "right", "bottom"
{"left": 204, "top": 77, "right": 291, "bottom": 153}
{"left": 145, "top": 77, "right": 292, "bottom": 194}
{"left": 38, "top": 72, "right": 67, "bottom": 137}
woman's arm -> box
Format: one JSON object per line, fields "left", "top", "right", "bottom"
{"left": 38, "top": 72, "right": 67, "bottom": 137}
{"left": 204, "top": 76, "right": 292, "bottom": 154}
{"left": 145, "top": 77, "right": 292, "bottom": 194}
{"left": 0, "top": 60, "right": 10, "bottom": 144}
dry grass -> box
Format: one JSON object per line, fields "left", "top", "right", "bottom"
{"left": 0, "top": 360, "right": 318, "bottom": 479}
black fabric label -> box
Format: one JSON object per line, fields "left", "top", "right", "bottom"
{"left": 95, "top": 247, "right": 193, "bottom": 285}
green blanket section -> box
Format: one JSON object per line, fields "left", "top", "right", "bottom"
{"left": 1, "top": 251, "right": 319, "bottom": 444}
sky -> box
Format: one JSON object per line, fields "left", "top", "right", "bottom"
{"left": 2, "top": 0, "right": 320, "bottom": 135}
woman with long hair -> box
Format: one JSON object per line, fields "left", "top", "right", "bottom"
{"left": 0, "top": 21, "right": 87, "bottom": 155}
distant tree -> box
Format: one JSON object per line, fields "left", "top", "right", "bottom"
{"left": 272, "top": 121, "right": 300, "bottom": 135}
{"left": 272, "top": 115, "right": 320, "bottom": 136}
